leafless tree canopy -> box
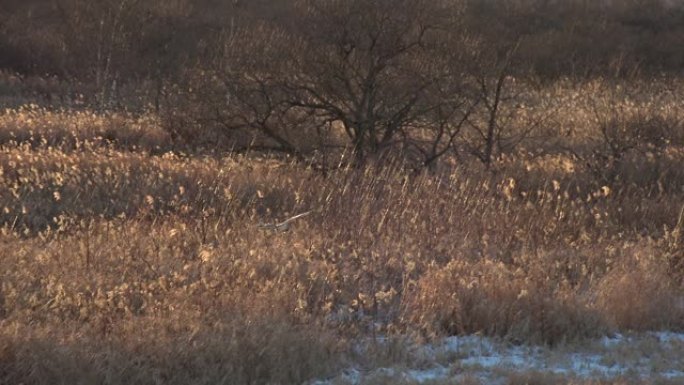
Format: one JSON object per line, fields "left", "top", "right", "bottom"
{"left": 195, "top": 0, "right": 473, "bottom": 161}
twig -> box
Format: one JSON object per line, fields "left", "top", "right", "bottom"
{"left": 257, "top": 211, "right": 312, "bottom": 232}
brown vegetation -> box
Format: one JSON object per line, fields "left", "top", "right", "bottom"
{"left": 1, "top": 1, "right": 683, "bottom": 383}
{"left": 1, "top": 79, "right": 684, "bottom": 383}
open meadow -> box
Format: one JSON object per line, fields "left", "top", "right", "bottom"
{"left": 2, "top": 0, "right": 684, "bottom": 384}
{"left": 1, "top": 78, "right": 683, "bottom": 384}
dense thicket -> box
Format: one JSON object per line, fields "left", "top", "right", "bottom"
{"left": 2, "top": 0, "right": 682, "bottom": 82}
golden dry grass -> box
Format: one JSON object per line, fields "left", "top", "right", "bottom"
{"left": 0, "top": 79, "right": 683, "bottom": 384}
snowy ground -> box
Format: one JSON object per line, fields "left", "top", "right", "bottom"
{"left": 312, "top": 332, "right": 684, "bottom": 384}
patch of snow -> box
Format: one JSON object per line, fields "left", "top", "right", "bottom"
{"left": 650, "top": 331, "right": 684, "bottom": 343}
{"left": 600, "top": 333, "right": 625, "bottom": 347}
{"left": 405, "top": 367, "right": 448, "bottom": 382}
{"left": 311, "top": 332, "right": 684, "bottom": 384}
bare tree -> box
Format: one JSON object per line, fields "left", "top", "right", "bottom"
{"left": 459, "top": 40, "right": 553, "bottom": 168}
{"left": 458, "top": 40, "right": 518, "bottom": 167}
{"left": 187, "top": 0, "right": 477, "bottom": 166}
{"left": 281, "top": 0, "right": 471, "bottom": 162}
{"left": 172, "top": 21, "right": 309, "bottom": 154}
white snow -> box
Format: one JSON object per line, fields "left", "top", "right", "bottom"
{"left": 311, "top": 331, "right": 684, "bottom": 384}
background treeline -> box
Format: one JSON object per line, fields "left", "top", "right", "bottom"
{"left": 2, "top": 0, "right": 683, "bottom": 83}
{"left": 1, "top": 0, "right": 684, "bottom": 164}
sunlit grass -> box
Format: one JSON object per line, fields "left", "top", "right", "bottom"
{"left": 0, "top": 79, "right": 683, "bottom": 384}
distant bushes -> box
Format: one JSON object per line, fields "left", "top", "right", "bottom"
{"left": 464, "top": 0, "right": 684, "bottom": 78}
{"left": 2, "top": 0, "right": 683, "bottom": 84}
{"left": 2, "top": 0, "right": 684, "bottom": 163}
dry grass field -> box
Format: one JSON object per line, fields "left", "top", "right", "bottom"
{"left": 1, "top": 78, "right": 683, "bottom": 384}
